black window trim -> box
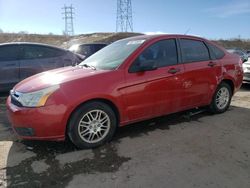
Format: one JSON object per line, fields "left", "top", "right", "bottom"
{"left": 128, "top": 38, "right": 180, "bottom": 73}
{"left": 177, "top": 38, "right": 212, "bottom": 64}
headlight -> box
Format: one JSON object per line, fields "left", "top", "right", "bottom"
{"left": 17, "top": 85, "right": 60, "bottom": 107}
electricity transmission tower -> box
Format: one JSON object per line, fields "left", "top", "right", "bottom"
{"left": 116, "top": 0, "right": 133, "bottom": 32}
{"left": 62, "top": 5, "right": 75, "bottom": 36}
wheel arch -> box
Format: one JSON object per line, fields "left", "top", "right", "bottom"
{"left": 65, "top": 98, "right": 121, "bottom": 137}
{"left": 221, "top": 79, "right": 235, "bottom": 94}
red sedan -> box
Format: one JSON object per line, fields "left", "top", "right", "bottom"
{"left": 7, "top": 35, "right": 243, "bottom": 148}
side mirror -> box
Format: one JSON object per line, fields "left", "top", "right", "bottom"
{"left": 137, "top": 60, "right": 157, "bottom": 72}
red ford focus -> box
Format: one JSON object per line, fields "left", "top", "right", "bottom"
{"left": 7, "top": 35, "right": 243, "bottom": 148}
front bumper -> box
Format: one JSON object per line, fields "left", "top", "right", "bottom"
{"left": 6, "top": 97, "right": 67, "bottom": 141}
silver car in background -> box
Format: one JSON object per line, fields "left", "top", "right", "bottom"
{"left": 243, "top": 57, "right": 250, "bottom": 83}
{"left": 227, "top": 48, "right": 248, "bottom": 63}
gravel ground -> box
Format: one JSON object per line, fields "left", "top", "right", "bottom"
{"left": 0, "top": 85, "right": 250, "bottom": 188}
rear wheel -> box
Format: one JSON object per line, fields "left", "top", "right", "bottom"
{"left": 209, "top": 82, "right": 232, "bottom": 113}
{"left": 68, "top": 101, "right": 117, "bottom": 149}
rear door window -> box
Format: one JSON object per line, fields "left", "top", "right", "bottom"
{"left": 22, "top": 45, "right": 65, "bottom": 60}
{"left": 180, "top": 39, "right": 210, "bottom": 63}
{"left": 207, "top": 43, "right": 225, "bottom": 59}
{"left": 0, "top": 45, "right": 20, "bottom": 61}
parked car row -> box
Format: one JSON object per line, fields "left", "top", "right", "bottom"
{"left": 226, "top": 48, "right": 250, "bottom": 83}
{"left": 242, "top": 57, "right": 250, "bottom": 83}
{"left": 226, "top": 48, "right": 248, "bottom": 63}
{"left": 0, "top": 42, "right": 108, "bottom": 93}
{"left": 6, "top": 34, "right": 243, "bottom": 148}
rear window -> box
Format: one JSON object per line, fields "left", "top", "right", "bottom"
{"left": 207, "top": 43, "right": 225, "bottom": 59}
{"left": 180, "top": 39, "right": 210, "bottom": 63}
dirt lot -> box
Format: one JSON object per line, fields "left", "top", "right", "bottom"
{"left": 0, "top": 85, "right": 250, "bottom": 188}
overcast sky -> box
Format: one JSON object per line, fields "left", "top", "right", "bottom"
{"left": 0, "top": 0, "right": 249, "bottom": 39}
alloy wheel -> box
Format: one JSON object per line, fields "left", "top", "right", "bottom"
{"left": 78, "top": 110, "right": 111, "bottom": 144}
{"left": 215, "top": 87, "right": 230, "bottom": 110}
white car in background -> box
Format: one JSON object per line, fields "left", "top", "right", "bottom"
{"left": 243, "top": 57, "right": 250, "bottom": 83}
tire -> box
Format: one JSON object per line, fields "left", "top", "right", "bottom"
{"left": 68, "top": 101, "right": 117, "bottom": 149}
{"left": 209, "top": 82, "right": 232, "bottom": 114}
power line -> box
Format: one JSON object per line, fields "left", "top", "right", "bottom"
{"left": 116, "top": 0, "right": 133, "bottom": 32}
{"left": 62, "top": 4, "right": 75, "bottom": 36}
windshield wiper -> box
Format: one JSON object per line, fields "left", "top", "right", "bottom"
{"left": 78, "top": 64, "right": 96, "bottom": 70}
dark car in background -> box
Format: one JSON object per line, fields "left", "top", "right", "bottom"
{"left": 69, "top": 43, "right": 108, "bottom": 59}
{"left": 0, "top": 42, "right": 83, "bottom": 92}
{"left": 247, "top": 50, "right": 250, "bottom": 58}
{"left": 227, "top": 48, "right": 248, "bottom": 63}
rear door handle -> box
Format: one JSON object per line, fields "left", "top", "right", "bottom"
{"left": 208, "top": 61, "right": 216, "bottom": 67}
{"left": 168, "top": 68, "right": 180, "bottom": 74}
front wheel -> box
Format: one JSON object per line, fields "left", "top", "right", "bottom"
{"left": 209, "top": 82, "right": 232, "bottom": 114}
{"left": 68, "top": 101, "right": 117, "bottom": 149}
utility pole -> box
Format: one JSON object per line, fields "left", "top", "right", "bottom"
{"left": 116, "top": 0, "right": 133, "bottom": 32}
{"left": 62, "top": 4, "right": 75, "bottom": 36}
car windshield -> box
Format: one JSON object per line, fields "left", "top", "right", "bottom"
{"left": 79, "top": 38, "right": 146, "bottom": 70}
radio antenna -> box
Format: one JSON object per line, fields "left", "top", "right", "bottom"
{"left": 184, "top": 28, "right": 191, "bottom": 35}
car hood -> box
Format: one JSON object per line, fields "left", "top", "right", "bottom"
{"left": 14, "top": 66, "right": 108, "bottom": 93}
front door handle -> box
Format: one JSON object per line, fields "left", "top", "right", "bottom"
{"left": 208, "top": 61, "right": 216, "bottom": 67}
{"left": 168, "top": 68, "right": 180, "bottom": 74}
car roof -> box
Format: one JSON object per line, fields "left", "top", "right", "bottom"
{"left": 121, "top": 34, "right": 208, "bottom": 42}
{"left": 70, "top": 43, "right": 108, "bottom": 48}
{"left": 79, "top": 42, "right": 108, "bottom": 45}
{"left": 0, "top": 42, "right": 66, "bottom": 51}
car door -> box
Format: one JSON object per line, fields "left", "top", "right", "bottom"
{"left": 0, "top": 45, "right": 20, "bottom": 92}
{"left": 123, "top": 39, "right": 184, "bottom": 122}
{"left": 19, "top": 45, "right": 65, "bottom": 80}
{"left": 179, "top": 38, "right": 222, "bottom": 108}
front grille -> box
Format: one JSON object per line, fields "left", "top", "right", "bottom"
{"left": 15, "top": 127, "right": 35, "bottom": 136}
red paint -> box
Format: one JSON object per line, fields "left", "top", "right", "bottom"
{"left": 6, "top": 35, "right": 243, "bottom": 141}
